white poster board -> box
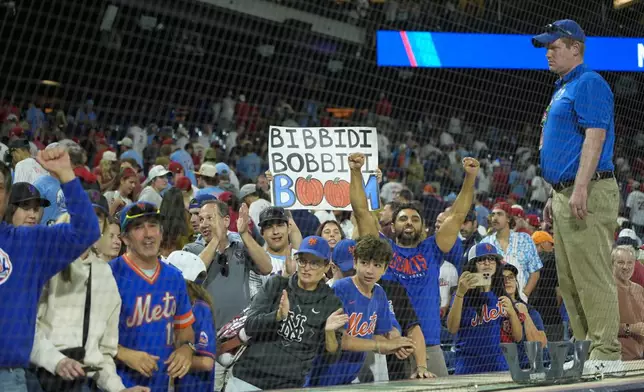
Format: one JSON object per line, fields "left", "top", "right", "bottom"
{"left": 268, "top": 126, "right": 380, "bottom": 211}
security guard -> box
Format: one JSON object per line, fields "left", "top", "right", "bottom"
{"left": 533, "top": 20, "right": 622, "bottom": 374}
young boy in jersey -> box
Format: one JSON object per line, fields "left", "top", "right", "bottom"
{"left": 109, "top": 202, "right": 196, "bottom": 391}
{"left": 166, "top": 251, "right": 217, "bottom": 392}
{"left": 307, "top": 235, "right": 415, "bottom": 386}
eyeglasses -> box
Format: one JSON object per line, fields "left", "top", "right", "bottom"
{"left": 296, "top": 257, "right": 326, "bottom": 270}
{"left": 475, "top": 257, "right": 497, "bottom": 265}
{"left": 503, "top": 275, "right": 516, "bottom": 282}
{"left": 544, "top": 23, "right": 573, "bottom": 37}
{"left": 217, "top": 253, "right": 229, "bottom": 277}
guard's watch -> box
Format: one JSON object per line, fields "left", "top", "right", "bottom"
{"left": 625, "top": 324, "right": 631, "bottom": 337}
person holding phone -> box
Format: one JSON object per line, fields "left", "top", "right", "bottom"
{"left": 446, "top": 243, "right": 523, "bottom": 375}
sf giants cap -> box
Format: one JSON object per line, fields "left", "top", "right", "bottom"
{"left": 119, "top": 201, "right": 160, "bottom": 232}
{"left": 332, "top": 239, "right": 356, "bottom": 273}
{"left": 295, "top": 236, "right": 331, "bottom": 261}
{"left": 532, "top": 20, "right": 586, "bottom": 48}
{"left": 9, "top": 182, "right": 51, "bottom": 207}
{"left": 467, "top": 243, "right": 502, "bottom": 263}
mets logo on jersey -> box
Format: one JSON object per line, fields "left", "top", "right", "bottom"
{"left": 347, "top": 312, "right": 377, "bottom": 337}
{"left": 199, "top": 331, "right": 209, "bottom": 346}
{"left": 470, "top": 302, "right": 505, "bottom": 327}
{"left": 0, "top": 248, "right": 13, "bottom": 285}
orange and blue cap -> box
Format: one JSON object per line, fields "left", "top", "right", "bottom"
{"left": 295, "top": 236, "right": 331, "bottom": 261}
{"left": 332, "top": 239, "right": 357, "bottom": 272}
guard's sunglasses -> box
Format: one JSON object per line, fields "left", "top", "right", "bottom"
{"left": 544, "top": 23, "right": 573, "bottom": 37}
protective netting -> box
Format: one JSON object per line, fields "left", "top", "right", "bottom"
{"left": 1, "top": 0, "right": 644, "bottom": 391}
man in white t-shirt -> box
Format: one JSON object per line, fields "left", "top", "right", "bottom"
{"left": 247, "top": 206, "right": 299, "bottom": 298}
{"left": 626, "top": 181, "right": 644, "bottom": 237}
{"left": 439, "top": 261, "right": 458, "bottom": 318}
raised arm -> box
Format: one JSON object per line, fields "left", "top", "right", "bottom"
{"left": 24, "top": 148, "right": 101, "bottom": 279}
{"left": 436, "top": 157, "right": 479, "bottom": 253}
{"left": 349, "top": 153, "right": 378, "bottom": 237}
{"left": 238, "top": 203, "right": 272, "bottom": 275}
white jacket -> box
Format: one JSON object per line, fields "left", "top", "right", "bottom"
{"left": 30, "top": 253, "right": 126, "bottom": 392}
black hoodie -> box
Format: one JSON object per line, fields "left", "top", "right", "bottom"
{"left": 232, "top": 274, "right": 343, "bottom": 389}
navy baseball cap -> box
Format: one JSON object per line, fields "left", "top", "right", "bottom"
{"left": 188, "top": 193, "right": 218, "bottom": 210}
{"left": 119, "top": 201, "right": 160, "bottom": 231}
{"left": 332, "top": 239, "right": 357, "bottom": 272}
{"left": 9, "top": 182, "right": 51, "bottom": 207}
{"left": 532, "top": 20, "right": 586, "bottom": 48}
{"left": 467, "top": 243, "right": 503, "bottom": 263}
{"left": 295, "top": 236, "right": 331, "bottom": 261}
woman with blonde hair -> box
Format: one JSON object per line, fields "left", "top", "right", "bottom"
{"left": 95, "top": 151, "right": 119, "bottom": 192}
{"left": 29, "top": 190, "right": 148, "bottom": 392}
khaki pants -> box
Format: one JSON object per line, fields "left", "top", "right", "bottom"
{"left": 552, "top": 178, "right": 621, "bottom": 360}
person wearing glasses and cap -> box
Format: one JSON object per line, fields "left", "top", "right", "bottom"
{"left": 30, "top": 191, "right": 149, "bottom": 392}
{"left": 446, "top": 243, "right": 522, "bottom": 375}
{"left": 0, "top": 147, "right": 101, "bottom": 392}
{"left": 225, "top": 236, "right": 348, "bottom": 391}
{"left": 533, "top": 20, "right": 622, "bottom": 373}
{"left": 109, "top": 202, "right": 196, "bottom": 391}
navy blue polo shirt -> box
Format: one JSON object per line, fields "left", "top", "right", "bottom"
{"left": 540, "top": 64, "right": 615, "bottom": 185}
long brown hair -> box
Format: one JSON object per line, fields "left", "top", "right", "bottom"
{"left": 186, "top": 281, "right": 216, "bottom": 329}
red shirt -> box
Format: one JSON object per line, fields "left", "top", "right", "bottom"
{"left": 631, "top": 261, "right": 644, "bottom": 288}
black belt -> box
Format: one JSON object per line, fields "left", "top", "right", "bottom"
{"left": 552, "top": 171, "right": 614, "bottom": 192}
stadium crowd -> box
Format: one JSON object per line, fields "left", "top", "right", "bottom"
{"left": 2, "top": 20, "right": 644, "bottom": 392}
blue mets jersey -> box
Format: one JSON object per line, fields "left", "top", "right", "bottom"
{"left": 380, "top": 234, "right": 444, "bottom": 345}
{"left": 109, "top": 255, "right": 195, "bottom": 390}
{"left": 307, "top": 277, "right": 393, "bottom": 386}
{"left": 454, "top": 291, "right": 508, "bottom": 375}
{"left": 175, "top": 300, "right": 216, "bottom": 392}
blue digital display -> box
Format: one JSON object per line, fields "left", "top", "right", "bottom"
{"left": 377, "top": 30, "right": 644, "bottom": 72}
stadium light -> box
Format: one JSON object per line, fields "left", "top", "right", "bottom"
{"left": 40, "top": 80, "right": 62, "bottom": 87}
{"left": 614, "top": 0, "right": 641, "bottom": 9}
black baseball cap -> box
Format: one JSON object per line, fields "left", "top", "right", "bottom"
{"left": 9, "top": 182, "right": 51, "bottom": 207}
{"left": 85, "top": 189, "right": 109, "bottom": 216}
{"left": 259, "top": 207, "right": 289, "bottom": 227}
{"left": 8, "top": 138, "right": 30, "bottom": 150}
{"left": 502, "top": 264, "right": 519, "bottom": 277}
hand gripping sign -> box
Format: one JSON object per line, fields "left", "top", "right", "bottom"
{"left": 268, "top": 127, "right": 380, "bottom": 211}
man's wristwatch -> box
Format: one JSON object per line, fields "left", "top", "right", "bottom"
{"left": 178, "top": 341, "right": 197, "bottom": 353}
{"left": 625, "top": 324, "right": 631, "bottom": 337}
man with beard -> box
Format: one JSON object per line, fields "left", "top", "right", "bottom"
{"left": 459, "top": 208, "right": 482, "bottom": 268}
{"left": 247, "top": 206, "right": 301, "bottom": 299}
{"left": 350, "top": 152, "right": 480, "bottom": 377}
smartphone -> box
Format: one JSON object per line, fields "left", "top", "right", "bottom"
{"left": 82, "top": 365, "right": 102, "bottom": 372}
{"left": 470, "top": 272, "right": 491, "bottom": 287}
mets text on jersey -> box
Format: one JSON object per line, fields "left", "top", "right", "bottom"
{"left": 126, "top": 292, "right": 177, "bottom": 327}
{"left": 347, "top": 312, "right": 377, "bottom": 337}
{"left": 389, "top": 254, "right": 428, "bottom": 277}
{"left": 470, "top": 301, "right": 506, "bottom": 327}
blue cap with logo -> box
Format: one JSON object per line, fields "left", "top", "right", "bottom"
{"left": 332, "top": 239, "right": 357, "bottom": 272}
{"left": 119, "top": 201, "right": 160, "bottom": 231}
{"left": 295, "top": 235, "right": 331, "bottom": 260}
{"left": 467, "top": 243, "right": 503, "bottom": 263}
{"left": 532, "top": 20, "right": 586, "bottom": 48}
{"left": 188, "top": 193, "right": 218, "bottom": 210}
